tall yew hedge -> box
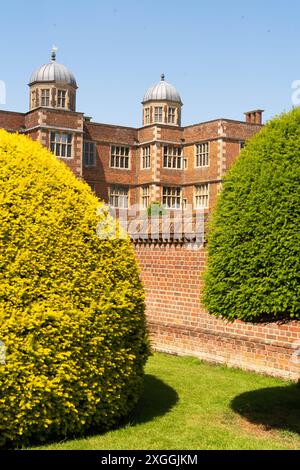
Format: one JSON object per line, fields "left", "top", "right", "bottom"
{"left": 0, "top": 130, "right": 149, "bottom": 448}
{"left": 203, "top": 109, "right": 300, "bottom": 323}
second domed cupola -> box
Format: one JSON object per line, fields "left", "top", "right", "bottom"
{"left": 143, "top": 74, "right": 182, "bottom": 104}
{"left": 28, "top": 48, "right": 77, "bottom": 112}
{"left": 142, "top": 75, "right": 183, "bottom": 127}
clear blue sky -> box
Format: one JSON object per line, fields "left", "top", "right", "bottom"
{"left": 0, "top": 0, "right": 299, "bottom": 127}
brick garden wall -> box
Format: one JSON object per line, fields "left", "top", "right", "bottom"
{"left": 133, "top": 241, "right": 300, "bottom": 381}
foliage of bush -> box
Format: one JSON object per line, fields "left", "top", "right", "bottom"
{"left": 203, "top": 109, "right": 300, "bottom": 323}
{"left": 146, "top": 202, "right": 166, "bottom": 217}
{"left": 0, "top": 130, "right": 149, "bottom": 448}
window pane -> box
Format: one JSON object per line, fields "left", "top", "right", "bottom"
{"left": 163, "top": 146, "right": 183, "bottom": 169}
{"left": 110, "top": 146, "right": 130, "bottom": 168}
{"left": 50, "top": 132, "right": 72, "bottom": 158}
{"left": 109, "top": 186, "right": 128, "bottom": 208}
{"left": 196, "top": 142, "right": 209, "bottom": 167}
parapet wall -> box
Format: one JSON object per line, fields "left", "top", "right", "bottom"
{"left": 133, "top": 241, "right": 300, "bottom": 381}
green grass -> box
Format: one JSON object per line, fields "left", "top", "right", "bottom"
{"left": 37, "top": 353, "right": 300, "bottom": 450}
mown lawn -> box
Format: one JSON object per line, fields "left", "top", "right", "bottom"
{"left": 38, "top": 353, "right": 300, "bottom": 450}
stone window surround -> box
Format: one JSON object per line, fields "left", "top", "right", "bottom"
{"left": 57, "top": 89, "right": 67, "bottom": 109}
{"left": 41, "top": 89, "right": 50, "bottom": 107}
{"left": 144, "top": 107, "right": 151, "bottom": 125}
{"left": 29, "top": 84, "right": 76, "bottom": 111}
{"left": 110, "top": 144, "right": 131, "bottom": 170}
{"left": 163, "top": 145, "right": 183, "bottom": 169}
{"left": 194, "top": 183, "right": 209, "bottom": 209}
{"left": 83, "top": 140, "right": 96, "bottom": 167}
{"left": 141, "top": 145, "right": 151, "bottom": 169}
{"left": 50, "top": 131, "right": 73, "bottom": 159}
{"left": 162, "top": 186, "right": 182, "bottom": 209}
{"left": 143, "top": 101, "right": 181, "bottom": 127}
{"left": 109, "top": 185, "right": 129, "bottom": 208}
{"left": 195, "top": 142, "right": 210, "bottom": 168}
{"left": 141, "top": 185, "right": 150, "bottom": 209}
{"left": 168, "top": 106, "right": 176, "bottom": 124}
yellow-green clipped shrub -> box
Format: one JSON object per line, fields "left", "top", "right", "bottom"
{"left": 0, "top": 130, "right": 149, "bottom": 448}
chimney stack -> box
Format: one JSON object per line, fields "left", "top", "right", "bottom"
{"left": 244, "top": 109, "right": 264, "bottom": 125}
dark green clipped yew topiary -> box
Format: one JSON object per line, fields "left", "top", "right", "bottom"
{"left": 203, "top": 109, "right": 300, "bottom": 323}
{"left": 0, "top": 130, "right": 150, "bottom": 448}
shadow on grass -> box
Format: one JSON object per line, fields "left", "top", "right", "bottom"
{"left": 28, "top": 374, "right": 178, "bottom": 449}
{"left": 231, "top": 383, "right": 300, "bottom": 435}
{"left": 125, "top": 374, "right": 179, "bottom": 426}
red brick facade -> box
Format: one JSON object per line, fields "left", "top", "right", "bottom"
{"left": 0, "top": 63, "right": 298, "bottom": 380}
{"left": 0, "top": 109, "right": 262, "bottom": 212}
{"left": 134, "top": 242, "right": 300, "bottom": 381}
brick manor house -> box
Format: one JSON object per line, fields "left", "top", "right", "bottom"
{"left": 0, "top": 50, "right": 264, "bottom": 213}
{"left": 1, "top": 51, "right": 300, "bottom": 381}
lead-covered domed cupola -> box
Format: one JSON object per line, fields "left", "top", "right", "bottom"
{"left": 28, "top": 48, "right": 77, "bottom": 112}
{"left": 142, "top": 74, "right": 183, "bottom": 126}
{"left": 143, "top": 74, "right": 182, "bottom": 105}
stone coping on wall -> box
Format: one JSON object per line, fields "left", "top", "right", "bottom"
{"left": 126, "top": 213, "right": 206, "bottom": 244}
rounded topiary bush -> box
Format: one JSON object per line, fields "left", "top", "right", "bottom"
{"left": 0, "top": 130, "right": 149, "bottom": 448}
{"left": 203, "top": 109, "right": 300, "bottom": 323}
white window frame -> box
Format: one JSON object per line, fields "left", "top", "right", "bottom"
{"left": 163, "top": 146, "right": 183, "bottom": 169}
{"left": 50, "top": 132, "right": 73, "bottom": 158}
{"left": 195, "top": 142, "right": 210, "bottom": 168}
{"left": 109, "top": 186, "right": 129, "bottom": 209}
{"left": 41, "top": 88, "right": 50, "bottom": 107}
{"left": 144, "top": 107, "right": 150, "bottom": 124}
{"left": 141, "top": 186, "right": 150, "bottom": 209}
{"left": 168, "top": 107, "right": 176, "bottom": 124}
{"left": 31, "top": 91, "right": 35, "bottom": 108}
{"left": 83, "top": 141, "right": 96, "bottom": 167}
{"left": 154, "top": 106, "right": 163, "bottom": 123}
{"left": 57, "top": 89, "right": 66, "bottom": 108}
{"left": 162, "top": 186, "right": 182, "bottom": 209}
{"left": 110, "top": 145, "right": 130, "bottom": 169}
{"left": 141, "top": 146, "right": 151, "bottom": 169}
{"left": 194, "top": 183, "right": 209, "bottom": 209}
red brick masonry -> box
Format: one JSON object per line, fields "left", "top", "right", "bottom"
{"left": 1, "top": 77, "right": 297, "bottom": 380}
{"left": 133, "top": 241, "right": 300, "bottom": 381}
